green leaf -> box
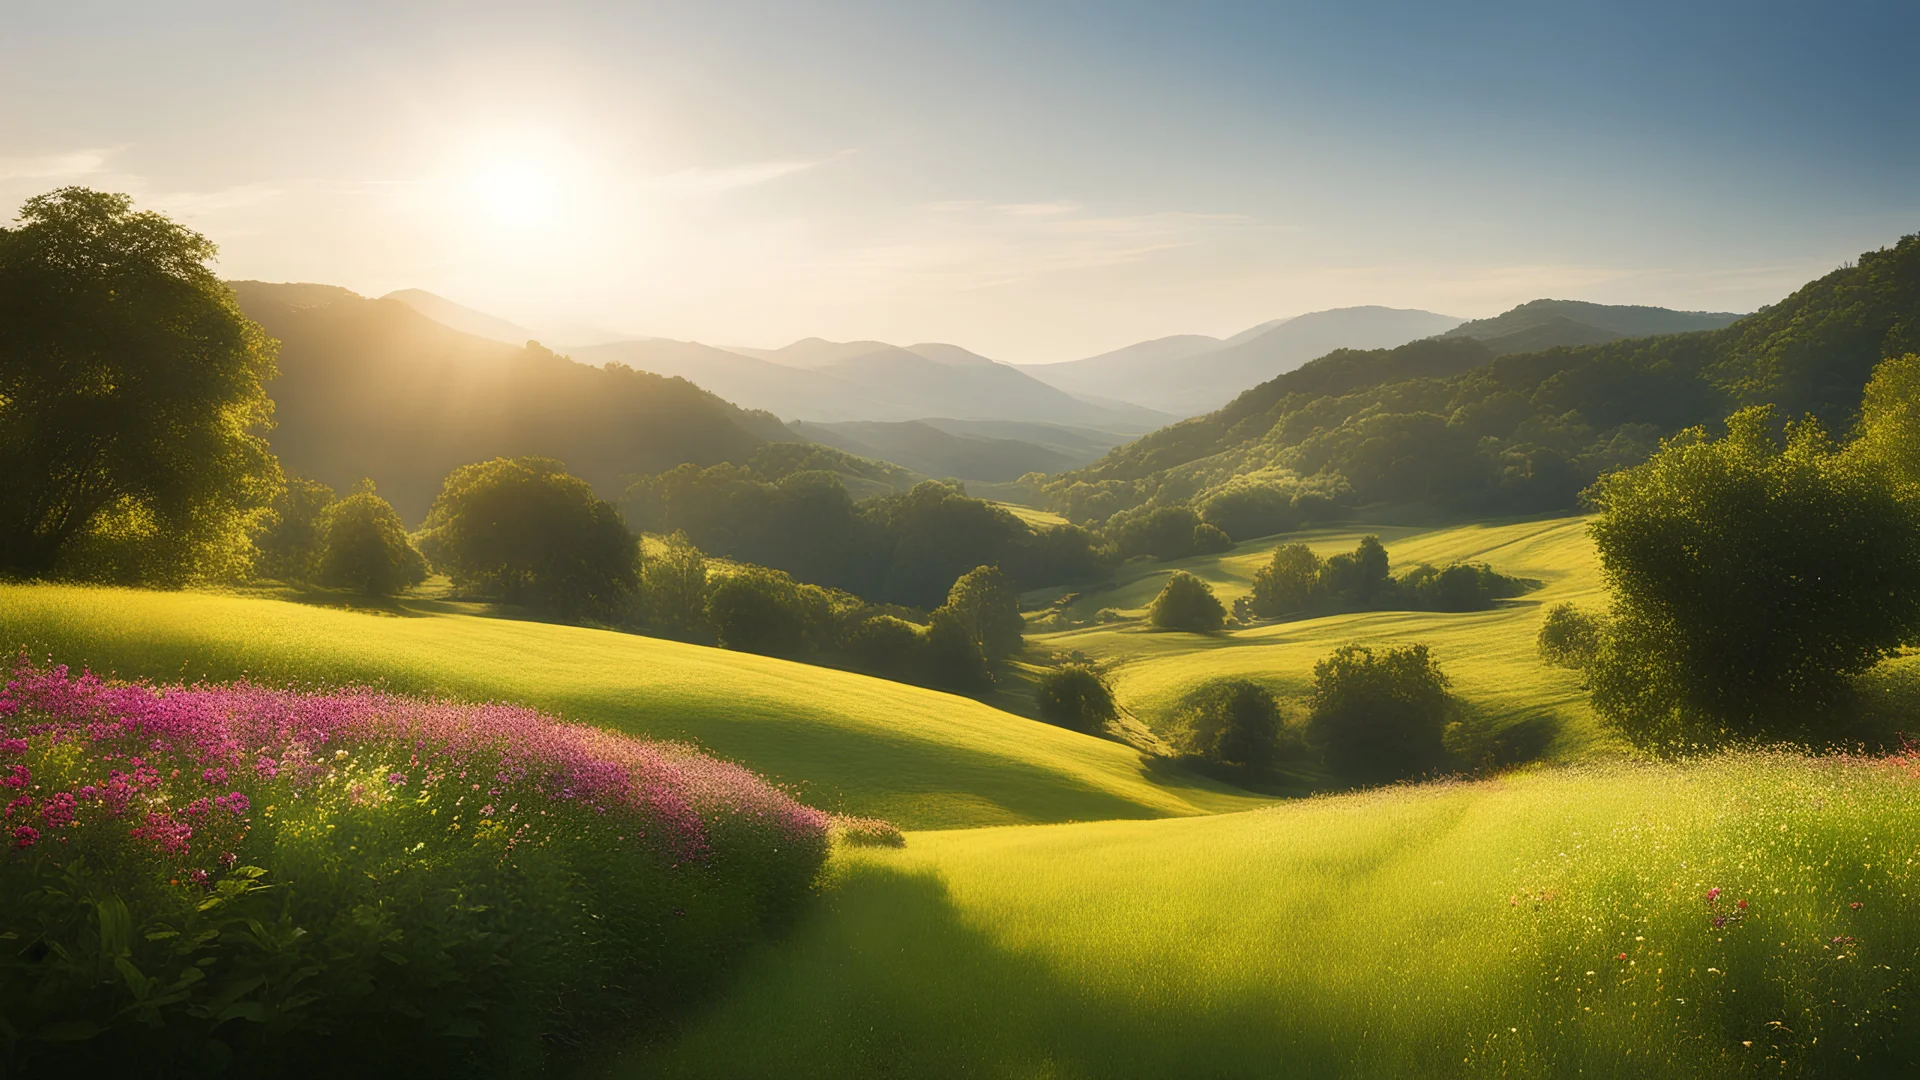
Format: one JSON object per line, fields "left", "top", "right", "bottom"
{"left": 34, "top": 1020, "right": 102, "bottom": 1042}
{"left": 96, "top": 897, "right": 133, "bottom": 958}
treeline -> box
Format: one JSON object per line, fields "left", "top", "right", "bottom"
{"left": 1241, "top": 536, "right": 1530, "bottom": 621}
{"left": 623, "top": 454, "right": 1103, "bottom": 609}
{"left": 1038, "top": 234, "right": 1920, "bottom": 535}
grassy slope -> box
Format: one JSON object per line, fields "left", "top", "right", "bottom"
{"left": 1033, "top": 515, "right": 1617, "bottom": 758}
{"left": 0, "top": 585, "right": 1262, "bottom": 830}
{"left": 628, "top": 754, "right": 1920, "bottom": 1079}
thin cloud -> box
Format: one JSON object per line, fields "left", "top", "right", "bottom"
{"left": 650, "top": 155, "right": 838, "bottom": 193}
{"left": 0, "top": 149, "right": 110, "bottom": 181}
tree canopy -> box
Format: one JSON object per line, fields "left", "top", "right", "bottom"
{"left": 0, "top": 188, "right": 279, "bottom": 582}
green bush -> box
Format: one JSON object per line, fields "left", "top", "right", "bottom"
{"left": 705, "top": 565, "right": 824, "bottom": 657}
{"left": 1190, "top": 522, "right": 1234, "bottom": 556}
{"left": 1249, "top": 543, "right": 1322, "bottom": 617}
{"left": 1034, "top": 663, "right": 1118, "bottom": 734}
{"left": 938, "top": 565, "right": 1024, "bottom": 663}
{"left": 1171, "top": 678, "right": 1289, "bottom": 767}
{"left": 1537, "top": 602, "right": 1604, "bottom": 669}
{"left": 924, "top": 608, "right": 991, "bottom": 691}
{"left": 315, "top": 483, "right": 426, "bottom": 596}
{"left": 1307, "top": 643, "right": 1456, "bottom": 784}
{"left": 841, "top": 614, "right": 928, "bottom": 679}
{"left": 1148, "top": 571, "right": 1226, "bottom": 633}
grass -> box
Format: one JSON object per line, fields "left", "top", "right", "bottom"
{"left": 0, "top": 584, "right": 1263, "bottom": 830}
{"left": 1029, "top": 515, "right": 1617, "bottom": 760}
{"left": 622, "top": 752, "right": 1920, "bottom": 1078}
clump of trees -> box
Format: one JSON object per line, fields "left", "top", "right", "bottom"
{"left": 1148, "top": 571, "right": 1227, "bottom": 632}
{"left": 1169, "top": 678, "right": 1294, "bottom": 769}
{"left": 1034, "top": 663, "right": 1118, "bottom": 734}
{"left": 255, "top": 476, "right": 337, "bottom": 582}
{"left": 1546, "top": 386, "right": 1920, "bottom": 751}
{"left": 420, "top": 457, "right": 638, "bottom": 621}
{"left": 315, "top": 481, "right": 427, "bottom": 596}
{"left": 1104, "top": 506, "right": 1234, "bottom": 562}
{"left": 1244, "top": 536, "right": 1529, "bottom": 619}
{"left": 0, "top": 188, "right": 279, "bottom": 584}
{"left": 1307, "top": 643, "right": 1456, "bottom": 783}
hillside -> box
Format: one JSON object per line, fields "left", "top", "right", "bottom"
{"left": 0, "top": 584, "right": 1262, "bottom": 829}
{"left": 1041, "top": 234, "right": 1920, "bottom": 529}
{"left": 231, "top": 282, "right": 791, "bottom": 521}
{"left": 791, "top": 420, "right": 1079, "bottom": 482}
{"left": 1442, "top": 298, "right": 1745, "bottom": 355}
{"left": 1018, "top": 306, "right": 1464, "bottom": 416}
{"left": 382, "top": 287, "right": 539, "bottom": 345}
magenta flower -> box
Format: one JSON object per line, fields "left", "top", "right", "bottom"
{"left": 387, "top": 772, "right": 407, "bottom": 786}
{"left": 0, "top": 764, "right": 29, "bottom": 789}
{"left": 1705, "top": 887, "right": 1722, "bottom": 902}
{"left": 0, "top": 738, "right": 26, "bottom": 755}
{"left": 11, "top": 824, "right": 38, "bottom": 849}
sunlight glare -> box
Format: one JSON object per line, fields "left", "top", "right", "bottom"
{"left": 463, "top": 157, "right": 566, "bottom": 230}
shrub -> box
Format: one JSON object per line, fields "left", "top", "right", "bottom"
{"left": 315, "top": 483, "right": 426, "bottom": 596}
{"left": 829, "top": 815, "right": 906, "bottom": 848}
{"left": 1148, "top": 571, "right": 1226, "bottom": 633}
{"left": 705, "top": 565, "right": 823, "bottom": 657}
{"left": 254, "top": 475, "right": 336, "bottom": 582}
{"left": 1307, "top": 643, "right": 1455, "bottom": 784}
{"left": 1249, "top": 543, "right": 1321, "bottom": 617}
{"left": 0, "top": 660, "right": 829, "bottom": 1076}
{"left": 1537, "top": 602, "right": 1604, "bottom": 669}
{"left": 1585, "top": 404, "right": 1920, "bottom": 749}
{"left": 1034, "top": 663, "right": 1118, "bottom": 734}
{"left": 1171, "top": 678, "right": 1288, "bottom": 767}
{"left": 1109, "top": 506, "right": 1206, "bottom": 561}
{"left": 420, "top": 457, "right": 637, "bottom": 620}
{"left": 924, "top": 608, "right": 991, "bottom": 691}
{"left": 840, "top": 614, "right": 927, "bottom": 679}
{"left": 938, "top": 565, "right": 1024, "bottom": 663}
{"left": 1191, "top": 522, "right": 1234, "bottom": 556}
{"left": 640, "top": 530, "right": 710, "bottom": 639}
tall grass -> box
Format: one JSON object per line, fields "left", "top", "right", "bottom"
{"left": 631, "top": 752, "right": 1920, "bottom": 1078}
{"left": 0, "top": 659, "right": 830, "bottom": 1076}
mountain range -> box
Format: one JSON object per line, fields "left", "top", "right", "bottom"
{"left": 1436, "top": 298, "right": 1744, "bottom": 355}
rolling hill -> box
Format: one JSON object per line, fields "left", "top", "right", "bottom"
{"left": 1018, "top": 306, "right": 1465, "bottom": 416}
{"left": 1441, "top": 298, "right": 1745, "bottom": 355}
{"left": 230, "top": 282, "right": 791, "bottom": 522}
{"left": 382, "top": 287, "right": 540, "bottom": 345}
{"left": 788, "top": 418, "right": 1129, "bottom": 483}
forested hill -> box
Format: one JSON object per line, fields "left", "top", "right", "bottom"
{"left": 231, "top": 282, "right": 790, "bottom": 522}
{"left": 1439, "top": 299, "right": 1745, "bottom": 355}
{"left": 1040, "top": 233, "right": 1920, "bottom": 531}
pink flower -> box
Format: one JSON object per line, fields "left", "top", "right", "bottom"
{"left": 0, "top": 738, "right": 27, "bottom": 755}
{"left": 0, "top": 764, "right": 29, "bottom": 789}
{"left": 1850, "top": 901, "right": 1863, "bottom": 911}
{"left": 387, "top": 772, "right": 408, "bottom": 786}
{"left": 1705, "top": 887, "right": 1721, "bottom": 902}
{"left": 1737, "top": 898, "right": 1747, "bottom": 910}
{"left": 12, "top": 825, "right": 39, "bottom": 848}
{"left": 201, "top": 766, "right": 228, "bottom": 785}
{"left": 1615, "top": 952, "right": 1628, "bottom": 961}
{"left": 212, "top": 791, "right": 250, "bottom": 816}
{"left": 40, "top": 792, "right": 75, "bottom": 828}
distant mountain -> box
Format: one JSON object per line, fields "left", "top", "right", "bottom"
{"left": 583, "top": 336, "right": 1175, "bottom": 430}
{"left": 1441, "top": 299, "right": 1745, "bottom": 355}
{"left": 229, "top": 282, "right": 789, "bottom": 522}
{"left": 790, "top": 419, "right": 1107, "bottom": 483}
{"left": 383, "top": 288, "right": 539, "bottom": 346}
{"left": 1018, "top": 306, "right": 1464, "bottom": 416}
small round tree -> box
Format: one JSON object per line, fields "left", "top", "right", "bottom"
{"left": 1148, "top": 571, "right": 1226, "bottom": 633}
{"left": 705, "top": 565, "right": 819, "bottom": 657}
{"left": 316, "top": 483, "right": 426, "bottom": 596}
{"left": 1250, "top": 543, "right": 1322, "bottom": 617}
{"left": 939, "top": 565, "right": 1025, "bottom": 663}
{"left": 1307, "top": 643, "right": 1454, "bottom": 784}
{"left": 1034, "top": 663, "right": 1118, "bottom": 734}
{"left": 1171, "top": 678, "right": 1285, "bottom": 767}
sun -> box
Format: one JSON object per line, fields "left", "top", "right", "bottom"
{"left": 463, "top": 158, "right": 564, "bottom": 229}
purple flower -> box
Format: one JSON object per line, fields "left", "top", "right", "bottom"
{"left": 11, "top": 824, "right": 37, "bottom": 849}
{"left": 387, "top": 772, "right": 408, "bottom": 786}
{"left": 201, "top": 766, "right": 228, "bottom": 785}
{"left": 0, "top": 764, "right": 29, "bottom": 789}
{"left": 0, "top": 738, "right": 27, "bottom": 755}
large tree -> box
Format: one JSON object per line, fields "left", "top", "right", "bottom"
{"left": 419, "top": 457, "right": 637, "bottom": 620}
{"left": 0, "top": 188, "right": 279, "bottom": 580}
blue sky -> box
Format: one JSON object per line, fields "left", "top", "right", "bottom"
{"left": 2, "top": 1, "right": 1913, "bottom": 361}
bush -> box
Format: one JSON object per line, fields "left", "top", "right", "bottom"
{"left": 924, "top": 608, "right": 991, "bottom": 691}
{"left": 1249, "top": 543, "right": 1322, "bottom": 617}
{"left": 420, "top": 457, "right": 638, "bottom": 620}
{"left": 1170, "top": 678, "right": 1288, "bottom": 767}
{"left": 1191, "top": 522, "right": 1234, "bottom": 556}
{"left": 1307, "top": 643, "right": 1455, "bottom": 784}
{"left": 705, "top": 565, "right": 823, "bottom": 657}
{"left": 938, "top": 565, "right": 1024, "bottom": 663}
{"left": 1148, "top": 571, "right": 1226, "bottom": 633}
{"left": 315, "top": 483, "right": 426, "bottom": 596}
{"left": 1109, "top": 506, "right": 1207, "bottom": 561}
{"left": 1584, "top": 404, "right": 1920, "bottom": 749}
{"left": 1034, "top": 663, "right": 1118, "bottom": 734}
{"left": 0, "top": 660, "right": 829, "bottom": 1076}
{"left": 1537, "top": 602, "right": 1604, "bottom": 669}
{"left": 840, "top": 614, "right": 927, "bottom": 679}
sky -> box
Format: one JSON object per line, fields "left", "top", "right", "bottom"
{"left": 2, "top": 0, "right": 1915, "bottom": 363}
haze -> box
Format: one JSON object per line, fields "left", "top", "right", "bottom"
{"left": 3, "top": 0, "right": 1915, "bottom": 362}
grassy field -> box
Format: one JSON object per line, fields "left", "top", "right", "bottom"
{"left": 623, "top": 753, "right": 1920, "bottom": 1078}
{"left": 1029, "top": 515, "right": 1618, "bottom": 760}
{"left": 0, "top": 585, "right": 1262, "bottom": 830}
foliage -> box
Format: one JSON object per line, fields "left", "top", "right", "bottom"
{"left": 1034, "top": 664, "right": 1118, "bottom": 734}
{"left": 1307, "top": 643, "right": 1455, "bottom": 783}
{"left": 420, "top": 457, "right": 638, "bottom": 621}
{"left": 1147, "top": 572, "right": 1226, "bottom": 633}
{"left": 1041, "top": 234, "right": 1920, "bottom": 527}
{"left": 705, "top": 564, "right": 825, "bottom": 657}
{"left": 1584, "top": 403, "right": 1920, "bottom": 750}
{"left": 936, "top": 565, "right": 1024, "bottom": 663}
{"left": 0, "top": 660, "right": 830, "bottom": 1075}
{"left": 0, "top": 188, "right": 281, "bottom": 583}
{"left": 314, "top": 482, "right": 425, "bottom": 596}
{"left": 1849, "top": 353, "right": 1920, "bottom": 488}
{"left": 1169, "top": 678, "right": 1290, "bottom": 768}
{"left": 839, "top": 615, "right": 928, "bottom": 679}
{"left": 1248, "top": 535, "right": 1530, "bottom": 619}
{"left": 1536, "top": 602, "right": 1604, "bottom": 669}
{"left": 639, "top": 530, "right": 711, "bottom": 640}
{"left": 923, "top": 609, "right": 992, "bottom": 691}
{"left": 254, "top": 475, "right": 335, "bottom": 582}
{"left": 1249, "top": 543, "right": 1322, "bottom": 615}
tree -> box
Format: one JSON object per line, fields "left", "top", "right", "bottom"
{"left": 640, "top": 530, "right": 710, "bottom": 639}
{"left": 1583, "top": 405, "right": 1920, "bottom": 749}
{"left": 316, "top": 482, "right": 426, "bottom": 596}
{"left": 1249, "top": 543, "right": 1321, "bottom": 617}
{"left": 1536, "top": 602, "right": 1603, "bottom": 669}
{"left": 1148, "top": 571, "right": 1226, "bottom": 633}
{"left": 1849, "top": 353, "right": 1920, "bottom": 487}
{"left": 923, "top": 608, "right": 991, "bottom": 691}
{"left": 704, "top": 565, "right": 820, "bottom": 657}
{"left": 255, "top": 475, "right": 335, "bottom": 581}
{"left": 1034, "top": 664, "right": 1118, "bottom": 734}
{"left": 938, "top": 565, "right": 1024, "bottom": 663}
{"left": 1307, "top": 643, "right": 1454, "bottom": 783}
{"left": 840, "top": 614, "right": 927, "bottom": 681}
{"left": 419, "top": 457, "right": 638, "bottom": 620}
{"left": 1171, "top": 678, "right": 1285, "bottom": 767}
{"left": 0, "top": 188, "right": 280, "bottom": 582}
